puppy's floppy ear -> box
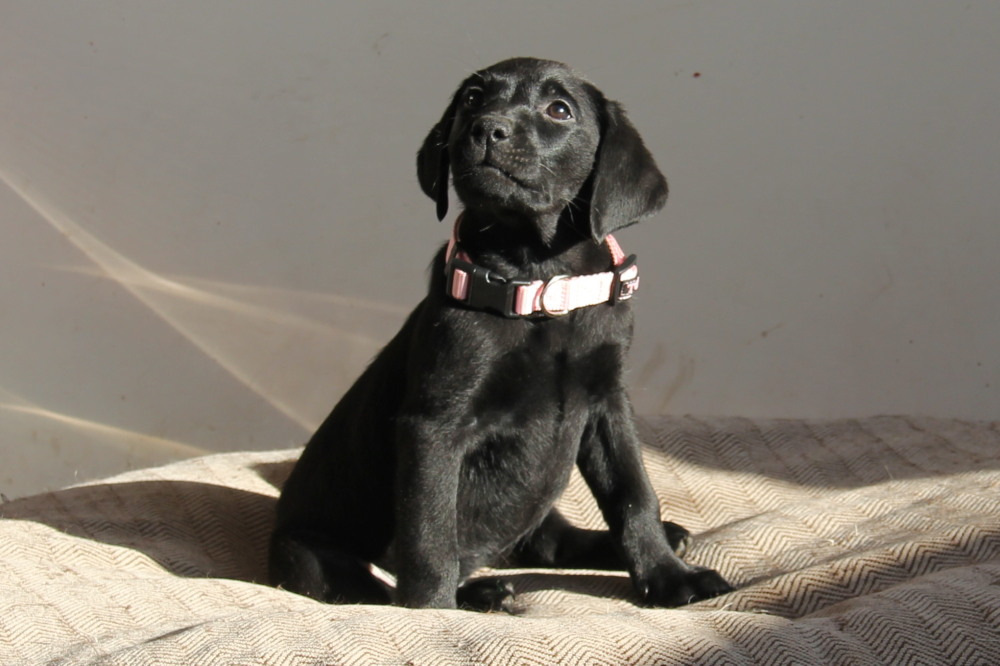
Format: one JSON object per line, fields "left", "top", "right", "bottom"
{"left": 585, "top": 86, "right": 668, "bottom": 242}
{"left": 416, "top": 93, "right": 459, "bottom": 222}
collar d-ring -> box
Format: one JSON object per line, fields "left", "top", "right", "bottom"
{"left": 539, "top": 274, "right": 571, "bottom": 316}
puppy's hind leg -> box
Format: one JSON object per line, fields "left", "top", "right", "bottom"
{"left": 269, "top": 530, "right": 390, "bottom": 605}
{"left": 512, "top": 508, "right": 692, "bottom": 570}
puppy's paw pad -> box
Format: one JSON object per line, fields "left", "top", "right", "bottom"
{"left": 684, "top": 567, "right": 734, "bottom": 600}
{"left": 662, "top": 521, "right": 692, "bottom": 558}
{"left": 457, "top": 577, "right": 516, "bottom": 613}
{"left": 641, "top": 565, "right": 733, "bottom": 608}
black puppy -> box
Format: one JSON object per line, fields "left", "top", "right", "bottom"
{"left": 270, "top": 58, "right": 732, "bottom": 611}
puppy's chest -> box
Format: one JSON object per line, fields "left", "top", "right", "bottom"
{"left": 469, "top": 327, "right": 621, "bottom": 426}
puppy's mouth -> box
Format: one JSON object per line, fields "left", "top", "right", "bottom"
{"left": 467, "top": 162, "right": 540, "bottom": 193}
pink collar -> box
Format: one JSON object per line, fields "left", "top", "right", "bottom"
{"left": 444, "top": 216, "right": 639, "bottom": 318}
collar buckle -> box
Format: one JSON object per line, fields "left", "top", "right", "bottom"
{"left": 446, "top": 256, "right": 531, "bottom": 318}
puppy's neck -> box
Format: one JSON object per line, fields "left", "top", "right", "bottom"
{"left": 454, "top": 208, "right": 605, "bottom": 280}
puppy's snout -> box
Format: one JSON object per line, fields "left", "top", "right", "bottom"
{"left": 471, "top": 116, "right": 513, "bottom": 146}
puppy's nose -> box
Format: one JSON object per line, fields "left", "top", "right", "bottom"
{"left": 471, "top": 116, "right": 513, "bottom": 146}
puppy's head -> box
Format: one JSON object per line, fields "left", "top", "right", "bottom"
{"left": 417, "top": 58, "right": 668, "bottom": 242}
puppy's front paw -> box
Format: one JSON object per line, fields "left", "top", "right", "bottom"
{"left": 662, "top": 521, "right": 692, "bottom": 558}
{"left": 457, "top": 577, "right": 516, "bottom": 613}
{"left": 638, "top": 564, "right": 733, "bottom": 607}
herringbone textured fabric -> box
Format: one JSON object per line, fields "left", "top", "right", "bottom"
{"left": 2, "top": 416, "right": 999, "bottom": 664}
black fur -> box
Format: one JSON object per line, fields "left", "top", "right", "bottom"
{"left": 270, "top": 58, "right": 732, "bottom": 611}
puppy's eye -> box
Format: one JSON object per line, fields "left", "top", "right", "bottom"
{"left": 545, "top": 101, "right": 573, "bottom": 121}
{"left": 463, "top": 88, "right": 485, "bottom": 109}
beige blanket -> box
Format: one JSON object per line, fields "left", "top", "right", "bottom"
{"left": 2, "top": 416, "right": 999, "bottom": 664}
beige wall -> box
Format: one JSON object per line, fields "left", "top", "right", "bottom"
{"left": 2, "top": 1, "right": 997, "bottom": 497}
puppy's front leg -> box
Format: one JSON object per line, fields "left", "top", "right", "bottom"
{"left": 578, "top": 398, "right": 732, "bottom": 606}
{"left": 392, "top": 416, "right": 464, "bottom": 609}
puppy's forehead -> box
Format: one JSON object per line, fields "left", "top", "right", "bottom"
{"left": 468, "top": 58, "right": 587, "bottom": 100}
